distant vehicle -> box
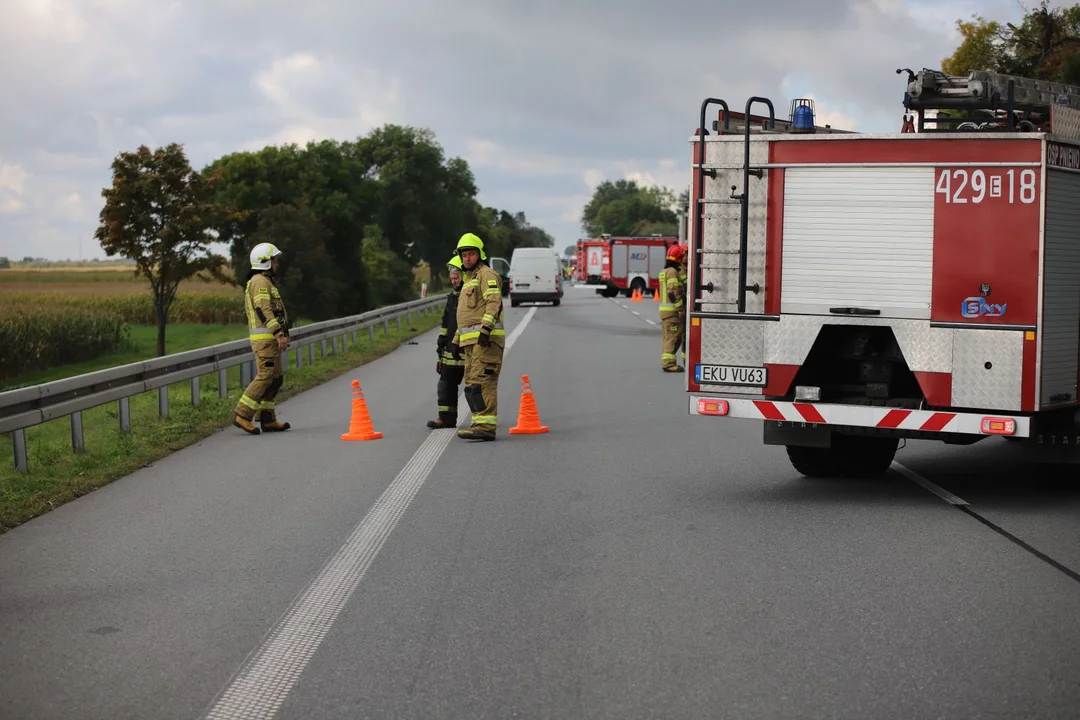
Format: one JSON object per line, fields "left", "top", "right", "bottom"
{"left": 577, "top": 235, "right": 679, "bottom": 298}
{"left": 508, "top": 247, "right": 563, "bottom": 307}
{"left": 489, "top": 256, "right": 511, "bottom": 296}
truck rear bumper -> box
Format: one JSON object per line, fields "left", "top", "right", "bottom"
{"left": 688, "top": 394, "right": 1030, "bottom": 438}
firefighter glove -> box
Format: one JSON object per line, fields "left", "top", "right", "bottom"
{"left": 436, "top": 361, "right": 442, "bottom": 374}
{"left": 478, "top": 329, "right": 491, "bottom": 347}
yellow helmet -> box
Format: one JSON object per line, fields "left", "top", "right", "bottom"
{"left": 447, "top": 255, "right": 463, "bottom": 274}
{"left": 455, "top": 232, "right": 487, "bottom": 261}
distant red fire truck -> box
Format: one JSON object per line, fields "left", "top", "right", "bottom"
{"left": 576, "top": 234, "right": 679, "bottom": 298}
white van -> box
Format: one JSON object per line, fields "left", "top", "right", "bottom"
{"left": 508, "top": 247, "right": 563, "bottom": 307}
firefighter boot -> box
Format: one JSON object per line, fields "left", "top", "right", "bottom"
{"left": 427, "top": 376, "right": 460, "bottom": 429}
{"left": 457, "top": 426, "right": 496, "bottom": 441}
{"left": 233, "top": 415, "right": 261, "bottom": 435}
{"left": 259, "top": 405, "right": 290, "bottom": 432}
{"left": 261, "top": 418, "right": 291, "bottom": 432}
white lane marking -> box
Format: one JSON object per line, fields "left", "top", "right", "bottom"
{"left": 606, "top": 297, "right": 658, "bottom": 329}
{"left": 891, "top": 461, "right": 969, "bottom": 506}
{"left": 203, "top": 307, "right": 539, "bottom": 720}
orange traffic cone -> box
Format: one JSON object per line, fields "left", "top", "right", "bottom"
{"left": 631, "top": 287, "right": 642, "bottom": 302}
{"left": 341, "top": 379, "right": 383, "bottom": 441}
{"left": 509, "top": 375, "right": 549, "bottom": 435}
{"left": 653, "top": 287, "right": 661, "bottom": 302}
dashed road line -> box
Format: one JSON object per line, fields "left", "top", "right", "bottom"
{"left": 202, "top": 307, "right": 539, "bottom": 720}
{"left": 607, "top": 297, "right": 659, "bottom": 329}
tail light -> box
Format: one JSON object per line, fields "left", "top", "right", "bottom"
{"left": 980, "top": 417, "right": 1016, "bottom": 435}
{"left": 697, "top": 399, "right": 729, "bottom": 416}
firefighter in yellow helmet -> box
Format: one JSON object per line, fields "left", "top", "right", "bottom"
{"left": 233, "top": 242, "right": 291, "bottom": 434}
{"left": 427, "top": 255, "right": 467, "bottom": 429}
{"left": 452, "top": 232, "right": 504, "bottom": 441}
{"left": 658, "top": 243, "right": 688, "bottom": 372}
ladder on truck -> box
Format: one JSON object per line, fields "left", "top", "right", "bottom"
{"left": 692, "top": 96, "right": 842, "bottom": 314}
{"left": 691, "top": 97, "right": 772, "bottom": 315}
{"left": 899, "top": 67, "right": 1080, "bottom": 132}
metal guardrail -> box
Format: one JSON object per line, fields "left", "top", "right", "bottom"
{"left": 1, "top": 293, "right": 448, "bottom": 473}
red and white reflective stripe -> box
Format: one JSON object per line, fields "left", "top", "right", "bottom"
{"left": 689, "top": 396, "right": 1030, "bottom": 437}
{"left": 748, "top": 401, "right": 958, "bottom": 431}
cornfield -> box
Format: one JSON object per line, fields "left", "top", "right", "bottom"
{"left": 3, "top": 293, "right": 246, "bottom": 325}
{"left": 0, "top": 267, "right": 247, "bottom": 381}
{"left": 0, "top": 307, "right": 130, "bottom": 380}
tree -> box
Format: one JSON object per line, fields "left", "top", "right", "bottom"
{"left": 942, "top": 2, "right": 1080, "bottom": 84}
{"left": 205, "top": 141, "right": 380, "bottom": 317}
{"left": 580, "top": 179, "right": 679, "bottom": 237}
{"left": 360, "top": 224, "right": 414, "bottom": 306}
{"left": 246, "top": 201, "right": 343, "bottom": 321}
{"left": 94, "top": 143, "right": 228, "bottom": 356}
{"left": 563, "top": 244, "right": 576, "bottom": 257}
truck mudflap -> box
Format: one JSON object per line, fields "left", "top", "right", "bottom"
{"left": 688, "top": 395, "right": 1030, "bottom": 438}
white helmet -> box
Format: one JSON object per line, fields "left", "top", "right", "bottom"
{"left": 250, "top": 242, "right": 283, "bottom": 270}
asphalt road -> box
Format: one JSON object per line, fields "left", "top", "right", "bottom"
{"left": 1, "top": 285, "right": 1079, "bottom": 720}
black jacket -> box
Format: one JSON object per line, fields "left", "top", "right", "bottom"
{"left": 438, "top": 289, "right": 461, "bottom": 357}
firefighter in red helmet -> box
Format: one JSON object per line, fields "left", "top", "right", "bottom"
{"left": 658, "top": 243, "right": 688, "bottom": 372}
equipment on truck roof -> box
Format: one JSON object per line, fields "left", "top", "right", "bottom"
{"left": 899, "top": 67, "right": 1080, "bottom": 133}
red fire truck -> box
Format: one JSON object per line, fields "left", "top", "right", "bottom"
{"left": 576, "top": 239, "right": 608, "bottom": 284}
{"left": 685, "top": 69, "right": 1080, "bottom": 476}
{"left": 578, "top": 234, "right": 679, "bottom": 298}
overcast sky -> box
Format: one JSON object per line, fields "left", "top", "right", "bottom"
{"left": 0, "top": 0, "right": 1054, "bottom": 260}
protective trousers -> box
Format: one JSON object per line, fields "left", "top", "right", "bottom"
{"left": 462, "top": 342, "right": 503, "bottom": 430}
{"left": 436, "top": 362, "right": 466, "bottom": 424}
{"left": 661, "top": 316, "right": 685, "bottom": 369}
{"left": 235, "top": 339, "right": 284, "bottom": 421}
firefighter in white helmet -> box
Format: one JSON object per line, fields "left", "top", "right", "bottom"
{"left": 233, "top": 242, "right": 291, "bottom": 434}
{"left": 452, "top": 232, "right": 504, "bottom": 441}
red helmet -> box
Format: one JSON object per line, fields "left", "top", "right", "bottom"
{"left": 666, "top": 243, "right": 688, "bottom": 263}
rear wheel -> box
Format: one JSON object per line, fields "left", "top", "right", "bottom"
{"left": 786, "top": 434, "right": 898, "bottom": 478}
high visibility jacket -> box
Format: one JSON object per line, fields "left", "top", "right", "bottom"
{"left": 658, "top": 265, "right": 685, "bottom": 320}
{"left": 245, "top": 272, "right": 289, "bottom": 342}
{"left": 438, "top": 289, "right": 465, "bottom": 366}
{"left": 454, "top": 264, "right": 505, "bottom": 347}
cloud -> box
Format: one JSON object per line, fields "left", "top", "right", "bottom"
{"left": 0, "top": 160, "right": 28, "bottom": 215}
{"left": 0, "top": 0, "right": 1042, "bottom": 259}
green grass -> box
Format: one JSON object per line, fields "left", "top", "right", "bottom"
{"left": 0, "top": 310, "right": 442, "bottom": 532}
{"left": 0, "top": 324, "right": 253, "bottom": 391}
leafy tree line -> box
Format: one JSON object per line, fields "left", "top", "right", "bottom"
{"left": 577, "top": 178, "right": 688, "bottom": 241}
{"left": 942, "top": 1, "right": 1080, "bottom": 84}
{"left": 93, "top": 125, "right": 554, "bottom": 355}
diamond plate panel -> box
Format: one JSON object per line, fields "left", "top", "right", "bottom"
{"left": 699, "top": 318, "right": 765, "bottom": 365}
{"left": 951, "top": 329, "right": 1023, "bottom": 410}
{"left": 699, "top": 139, "right": 768, "bottom": 315}
{"left": 697, "top": 318, "right": 767, "bottom": 395}
{"left": 1052, "top": 105, "right": 1080, "bottom": 142}
{"left": 763, "top": 315, "right": 953, "bottom": 373}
